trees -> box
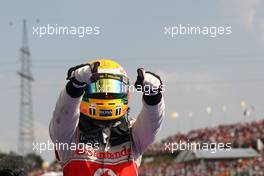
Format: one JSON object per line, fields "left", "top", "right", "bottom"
{"left": 0, "top": 151, "right": 44, "bottom": 174}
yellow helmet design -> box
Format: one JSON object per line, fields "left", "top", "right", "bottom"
{"left": 80, "top": 59, "right": 130, "bottom": 121}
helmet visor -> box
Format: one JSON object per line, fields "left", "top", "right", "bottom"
{"left": 86, "top": 79, "right": 129, "bottom": 95}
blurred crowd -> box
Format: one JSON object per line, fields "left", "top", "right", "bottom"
{"left": 146, "top": 120, "right": 264, "bottom": 155}
{"left": 140, "top": 149, "right": 264, "bottom": 176}
{"left": 140, "top": 119, "right": 264, "bottom": 176}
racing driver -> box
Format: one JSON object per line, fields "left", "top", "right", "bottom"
{"left": 49, "top": 59, "right": 165, "bottom": 176}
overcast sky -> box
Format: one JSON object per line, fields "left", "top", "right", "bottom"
{"left": 1, "top": 0, "right": 264, "bottom": 161}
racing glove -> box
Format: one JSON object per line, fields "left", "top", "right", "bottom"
{"left": 65, "top": 62, "right": 100, "bottom": 98}
{"left": 134, "top": 68, "right": 163, "bottom": 105}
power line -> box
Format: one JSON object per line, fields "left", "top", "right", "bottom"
{"left": 0, "top": 77, "right": 262, "bottom": 93}
{"left": 173, "top": 78, "right": 264, "bottom": 85}
{"left": 1, "top": 53, "right": 264, "bottom": 65}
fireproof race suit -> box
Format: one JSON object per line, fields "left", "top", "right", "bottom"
{"left": 49, "top": 82, "right": 165, "bottom": 176}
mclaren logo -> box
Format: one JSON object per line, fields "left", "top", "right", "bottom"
{"left": 94, "top": 168, "right": 116, "bottom": 176}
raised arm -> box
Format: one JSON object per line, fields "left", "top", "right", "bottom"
{"left": 132, "top": 93, "right": 165, "bottom": 154}
{"left": 132, "top": 69, "right": 165, "bottom": 154}
{"left": 49, "top": 62, "right": 100, "bottom": 143}
{"left": 49, "top": 83, "right": 83, "bottom": 143}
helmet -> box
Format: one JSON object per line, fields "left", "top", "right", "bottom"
{"left": 80, "top": 59, "right": 130, "bottom": 121}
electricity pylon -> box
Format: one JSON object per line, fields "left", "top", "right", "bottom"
{"left": 18, "top": 19, "right": 35, "bottom": 155}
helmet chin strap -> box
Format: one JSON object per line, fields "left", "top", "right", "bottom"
{"left": 78, "top": 112, "right": 130, "bottom": 133}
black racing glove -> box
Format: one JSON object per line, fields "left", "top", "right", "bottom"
{"left": 134, "top": 68, "right": 163, "bottom": 105}
{"left": 66, "top": 62, "right": 100, "bottom": 98}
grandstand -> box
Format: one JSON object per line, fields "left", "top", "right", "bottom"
{"left": 140, "top": 119, "right": 264, "bottom": 176}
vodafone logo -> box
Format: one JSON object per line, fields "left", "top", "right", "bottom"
{"left": 94, "top": 168, "right": 116, "bottom": 176}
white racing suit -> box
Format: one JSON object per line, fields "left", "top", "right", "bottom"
{"left": 49, "top": 84, "right": 165, "bottom": 176}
